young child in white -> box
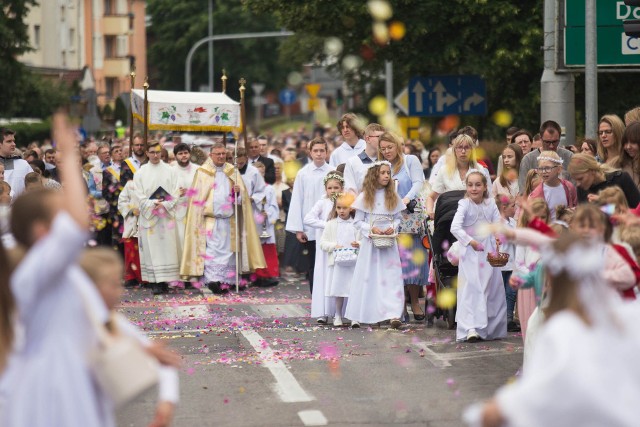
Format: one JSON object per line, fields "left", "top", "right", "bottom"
{"left": 528, "top": 150, "right": 577, "bottom": 220}
{"left": 495, "top": 194, "right": 519, "bottom": 332}
{"left": 79, "top": 248, "right": 180, "bottom": 425}
{"left": 451, "top": 170, "right": 507, "bottom": 342}
{"left": 320, "top": 193, "right": 360, "bottom": 327}
{"left": 303, "top": 171, "right": 344, "bottom": 323}
{"left": 345, "top": 161, "right": 405, "bottom": 328}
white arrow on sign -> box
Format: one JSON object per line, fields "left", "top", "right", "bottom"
{"left": 433, "top": 81, "right": 457, "bottom": 112}
{"left": 394, "top": 87, "right": 409, "bottom": 115}
{"left": 412, "top": 81, "right": 426, "bottom": 113}
{"left": 463, "top": 93, "right": 484, "bottom": 111}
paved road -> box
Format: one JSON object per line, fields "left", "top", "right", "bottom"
{"left": 116, "top": 276, "right": 522, "bottom": 427}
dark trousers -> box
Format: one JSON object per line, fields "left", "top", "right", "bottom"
{"left": 304, "top": 240, "right": 316, "bottom": 294}
{"left": 502, "top": 271, "right": 516, "bottom": 322}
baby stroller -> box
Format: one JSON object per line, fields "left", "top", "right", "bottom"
{"left": 423, "top": 190, "right": 465, "bottom": 329}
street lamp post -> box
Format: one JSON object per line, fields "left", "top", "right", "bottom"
{"left": 184, "top": 31, "right": 294, "bottom": 92}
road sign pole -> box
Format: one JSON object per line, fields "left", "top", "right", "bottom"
{"left": 385, "top": 61, "right": 393, "bottom": 115}
{"left": 585, "top": 0, "right": 598, "bottom": 139}
{"left": 542, "top": 0, "right": 575, "bottom": 144}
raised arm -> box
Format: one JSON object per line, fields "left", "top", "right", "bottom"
{"left": 304, "top": 199, "right": 328, "bottom": 230}
{"left": 450, "top": 200, "right": 473, "bottom": 246}
{"left": 54, "top": 113, "right": 89, "bottom": 230}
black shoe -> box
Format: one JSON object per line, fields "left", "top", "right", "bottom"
{"left": 124, "top": 279, "right": 138, "bottom": 288}
{"left": 263, "top": 278, "right": 279, "bottom": 287}
{"left": 507, "top": 321, "right": 521, "bottom": 332}
{"left": 207, "top": 282, "right": 228, "bottom": 294}
{"left": 152, "top": 283, "right": 167, "bottom": 295}
{"left": 413, "top": 313, "right": 426, "bottom": 322}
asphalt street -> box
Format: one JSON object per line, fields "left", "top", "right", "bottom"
{"left": 116, "top": 275, "right": 522, "bottom": 427}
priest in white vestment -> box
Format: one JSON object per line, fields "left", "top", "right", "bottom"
{"left": 134, "top": 142, "right": 182, "bottom": 294}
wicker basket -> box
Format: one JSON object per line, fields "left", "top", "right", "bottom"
{"left": 369, "top": 216, "right": 397, "bottom": 248}
{"left": 486, "top": 238, "right": 510, "bottom": 268}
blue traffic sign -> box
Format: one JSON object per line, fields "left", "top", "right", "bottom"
{"left": 408, "top": 75, "right": 487, "bottom": 117}
{"left": 278, "top": 89, "right": 297, "bottom": 106}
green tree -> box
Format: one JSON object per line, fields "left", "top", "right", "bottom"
{"left": 0, "top": 0, "right": 37, "bottom": 116}
{"left": 244, "top": 0, "right": 544, "bottom": 138}
{"left": 147, "top": 0, "right": 291, "bottom": 101}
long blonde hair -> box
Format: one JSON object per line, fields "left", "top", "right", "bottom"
{"left": 377, "top": 132, "right": 404, "bottom": 175}
{"left": 597, "top": 114, "right": 625, "bottom": 166}
{"left": 362, "top": 164, "right": 399, "bottom": 211}
{"left": 444, "top": 134, "right": 479, "bottom": 177}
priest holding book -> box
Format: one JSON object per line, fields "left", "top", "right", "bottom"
{"left": 134, "top": 141, "right": 182, "bottom": 294}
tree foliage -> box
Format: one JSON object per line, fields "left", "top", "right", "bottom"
{"left": 147, "top": 0, "right": 290, "bottom": 100}
{"left": 244, "top": 0, "right": 545, "bottom": 137}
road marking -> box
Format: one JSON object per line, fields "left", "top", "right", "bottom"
{"left": 161, "top": 304, "right": 210, "bottom": 319}
{"left": 240, "top": 329, "right": 314, "bottom": 403}
{"left": 411, "top": 341, "right": 452, "bottom": 368}
{"left": 298, "top": 410, "right": 328, "bottom": 426}
{"left": 251, "top": 304, "right": 309, "bottom": 318}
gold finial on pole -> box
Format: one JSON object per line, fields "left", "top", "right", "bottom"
{"left": 143, "top": 76, "right": 149, "bottom": 149}
{"left": 129, "top": 67, "right": 136, "bottom": 154}
{"left": 221, "top": 69, "right": 228, "bottom": 93}
{"left": 239, "top": 78, "right": 247, "bottom": 148}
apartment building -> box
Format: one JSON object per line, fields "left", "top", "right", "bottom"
{"left": 20, "top": 0, "right": 147, "bottom": 107}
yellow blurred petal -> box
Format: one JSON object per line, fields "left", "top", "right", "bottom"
{"left": 389, "top": 21, "right": 406, "bottom": 41}
{"left": 283, "top": 160, "right": 302, "bottom": 181}
{"left": 398, "top": 234, "right": 413, "bottom": 249}
{"left": 411, "top": 249, "right": 426, "bottom": 265}
{"left": 369, "top": 95, "right": 388, "bottom": 116}
{"left": 436, "top": 288, "right": 457, "bottom": 309}
{"left": 367, "top": 0, "right": 393, "bottom": 20}
{"left": 492, "top": 110, "right": 513, "bottom": 128}
{"left": 373, "top": 22, "right": 389, "bottom": 44}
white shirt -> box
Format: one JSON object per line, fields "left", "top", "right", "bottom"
{"left": 329, "top": 139, "right": 365, "bottom": 167}
{"left": 285, "top": 161, "right": 333, "bottom": 239}
{"left": 173, "top": 162, "right": 198, "bottom": 220}
{"left": 431, "top": 163, "right": 492, "bottom": 195}
{"left": 428, "top": 149, "right": 449, "bottom": 186}
{"left": 543, "top": 182, "right": 568, "bottom": 220}
{"left": 2, "top": 157, "right": 32, "bottom": 197}
{"left": 343, "top": 151, "right": 376, "bottom": 194}
{"left": 241, "top": 164, "right": 267, "bottom": 207}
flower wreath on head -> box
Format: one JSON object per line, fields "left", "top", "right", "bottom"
{"left": 537, "top": 155, "right": 563, "bottom": 165}
{"left": 323, "top": 172, "right": 344, "bottom": 185}
{"left": 465, "top": 168, "right": 482, "bottom": 179}
{"left": 367, "top": 160, "right": 392, "bottom": 169}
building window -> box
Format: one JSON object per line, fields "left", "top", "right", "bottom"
{"left": 69, "top": 28, "right": 75, "bottom": 51}
{"left": 105, "top": 77, "right": 117, "bottom": 99}
{"left": 104, "top": 0, "right": 113, "bottom": 15}
{"left": 34, "top": 25, "right": 40, "bottom": 49}
{"left": 105, "top": 36, "right": 116, "bottom": 58}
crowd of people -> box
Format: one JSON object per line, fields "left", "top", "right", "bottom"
{"left": 3, "top": 105, "right": 640, "bottom": 425}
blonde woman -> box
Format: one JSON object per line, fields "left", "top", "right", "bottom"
{"left": 426, "top": 134, "right": 491, "bottom": 217}
{"left": 568, "top": 153, "right": 640, "bottom": 207}
{"left": 597, "top": 114, "right": 625, "bottom": 167}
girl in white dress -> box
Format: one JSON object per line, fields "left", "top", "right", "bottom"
{"left": 320, "top": 193, "right": 360, "bottom": 327}
{"left": 303, "top": 171, "right": 344, "bottom": 323}
{"left": 451, "top": 170, "right": 507, "bottom": 342}
{"left": 474, "top": 233, "right": 640, "bottom": 427}
{"left": 345, "top": 161, "right": 406, "bottom": 328}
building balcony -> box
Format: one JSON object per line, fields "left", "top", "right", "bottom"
{"left": 103, "top": 15, "right": 129, "bottom": 35}
{"left": 103, "top": 57, "right": 129, "bottom": 77}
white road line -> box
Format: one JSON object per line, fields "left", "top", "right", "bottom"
{"left": 412, "top": 341, "right": 452, "bottom": 368}
{"left": 161, "top": 304, "right": 210, "bottom": 319}
{"left": 240, "top": 329, "right": 314, "bottom": 403}
{"left": 251, "top": 304, "right": 309, "bottom": 318}
{"left": 297, "top": 410, "right": 328, "bottom": 426}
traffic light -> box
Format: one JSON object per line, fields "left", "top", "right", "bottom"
{"left": 623, "top": 0, "right": 640, "bottom": 37}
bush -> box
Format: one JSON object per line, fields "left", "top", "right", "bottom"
{"left": 9, "top": 119, "right": 52, "bottom": 147}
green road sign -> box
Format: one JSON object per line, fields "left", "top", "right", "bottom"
{"left": 564, "top": 0, "right": 640, "bottom": 67}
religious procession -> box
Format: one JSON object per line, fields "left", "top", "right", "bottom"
{"left": 3, "top": 0, "right": 640, "bottom": 426}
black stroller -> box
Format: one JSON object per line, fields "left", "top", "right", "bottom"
{"left": 423, "top": 190, "right": 465, "bottom": 329}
